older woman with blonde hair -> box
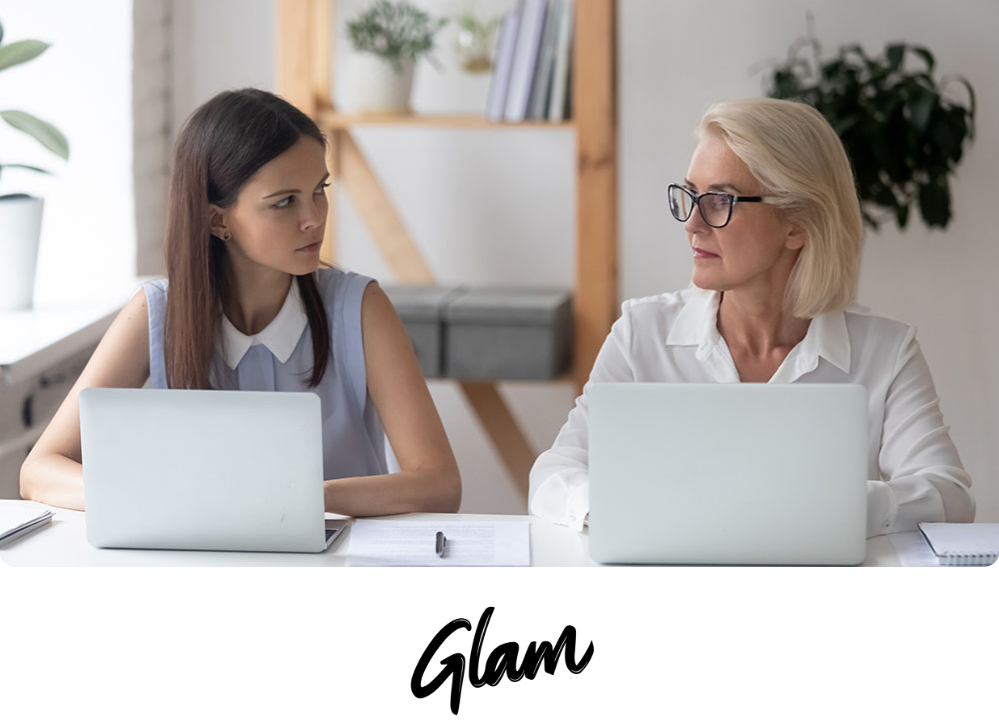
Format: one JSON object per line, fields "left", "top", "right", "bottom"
{"left": 530, "top": 97, "right": 974, "bottom": 536}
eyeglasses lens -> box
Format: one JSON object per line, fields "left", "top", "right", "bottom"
{"left": 701, "top": 193, "right": 732, "bottom": 227}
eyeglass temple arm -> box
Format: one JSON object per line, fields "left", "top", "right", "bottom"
{"left": 734, "top": 196, "right": 780, "bottom": 204}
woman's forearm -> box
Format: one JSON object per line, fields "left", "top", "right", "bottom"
{"left": 324, "top": 468, "right": 461, "bottom": 517}
{"left": 20, "top": 454, "right": 86, "bottom": 511}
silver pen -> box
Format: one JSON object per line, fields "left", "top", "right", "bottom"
{"left": 435, "top": 530, "right": 447, "bottom": 558}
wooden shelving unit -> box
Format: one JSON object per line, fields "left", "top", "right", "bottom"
{"left": 276, "top": 0, "right": 618, "bottom": 502}
{"left": 317, "top": 110, "right": 576, "bottom": 130}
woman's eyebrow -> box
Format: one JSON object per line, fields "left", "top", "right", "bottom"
{"left": 684, "top": 178, "right": 742, "bottom": 193}
{"left": 261, "top": 171, "right": 331, "bottom": 199}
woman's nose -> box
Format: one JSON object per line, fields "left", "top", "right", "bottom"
{"left": 684, "top": 201, "right": 710, "bottom": 234}
{"left": 302, "top": 195, "right": 326, "bottom": 230}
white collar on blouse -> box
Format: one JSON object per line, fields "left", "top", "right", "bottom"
{"left": 218, "top": 279, "right": 308, "bottom": 370}
{"left": 665, "top": 287, "right": 852, "bottom": 375}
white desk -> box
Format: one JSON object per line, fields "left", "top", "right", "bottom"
{"left": 0, "top": 504, "right": 901, "bottom": 567}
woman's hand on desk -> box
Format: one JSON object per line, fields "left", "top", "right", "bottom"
{"left": 323, "top": 467, "right": 462, "bottom": 517}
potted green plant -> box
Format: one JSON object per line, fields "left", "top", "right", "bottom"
{"left": 761, "top": 21, "right": 976, "bottom": 231}
{"left": 0, "top": 19, "right": 69, "bottom": 311}
{"left": 453, "top": 10, "right": 501, "bottom": 74}
{"left": 345, "top": 0, "right": 448, "bottom": 114}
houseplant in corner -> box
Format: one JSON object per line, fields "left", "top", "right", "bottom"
{"left": 345, "top": 0, "right": 448, "bottom": 114}
{"left": 0, "top": 19, "right": 70, "bottom": 310}
{"left": 761, "top": 19, "right": 976, "bottom": 231}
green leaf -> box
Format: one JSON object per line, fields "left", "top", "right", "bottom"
{"left": 895, "top": 202, "right": 910, "bottom": 229}
{"left": 0, "top": 39, "right": 51, "bottom": 72}
{"left": 0, "top": 110, "right": 69, "bottom": 160}
{"left": 928, "top": 113, "right": 958, "bottom": 162}
{"left": 918, "top": 180, "right": 951, "bottom": 228}
{"left": 873, "top": 182, "right": 898, "bottom": 210}
{"left": 0, "top": 163, "right": 50, "bottom": 174}
{"left": 911, "top": 46, "right": 935, "bottom": 74}
{"left": 860, "top": 206, "right": 881, "bottom": 231}
{"left": 840, "top": 43, "right": 877, "bottom": 73}
{"left": 941, "top": 75, "right": 977, "bottom": 129}
{"left": 958, "top": 76, "right": 977, "bottom": 117}
{"left": 909, "top": 89, "right": 936, "bottom": 133}
{"left": 886, "top": 43, "right": 905, "bottom": 73}
{"left": 832, "top": 115, "right": 860, "bottom": 135}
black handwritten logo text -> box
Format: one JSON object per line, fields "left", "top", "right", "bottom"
{"left": 410, "top": 606, "right": 595, "bottom": 715}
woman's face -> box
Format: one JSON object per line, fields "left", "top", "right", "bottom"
{"left": 212, "top": 135, "right": 329, "bottom": 277}
{"left": 683, "top": 135, "right": 803, "bottom": 296}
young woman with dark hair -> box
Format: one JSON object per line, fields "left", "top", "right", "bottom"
{"left": 20, "top": 88, "right": 462, "bottom": 515}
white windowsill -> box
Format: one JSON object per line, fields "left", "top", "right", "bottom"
{"left": 0, "top": 276, "right": 156, "bottom": 387}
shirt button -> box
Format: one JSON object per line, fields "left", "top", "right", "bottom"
{"left": 569, "top": 512, "right": 576, "bottom": 522}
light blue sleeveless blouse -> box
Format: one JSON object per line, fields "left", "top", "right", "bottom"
{"left": 142, "top": 268, "right": 388, "bottom": 480}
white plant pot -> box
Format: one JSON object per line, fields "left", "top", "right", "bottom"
{"left": 0, "top": 195, "right": 44, "bottom": 311}
{"left": 346, "top": 51, "right": 415, "bottom": 115}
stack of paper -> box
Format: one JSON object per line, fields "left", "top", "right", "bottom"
{"left": 0, "top": 501, "right": 53, "bottom": 547}
{"left": 346, "top": 520, "right": 530, "bottom": 566}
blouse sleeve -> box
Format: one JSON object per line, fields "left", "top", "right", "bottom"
{"left": 528, "top": 302, "right": 636, "bottom": 531}
{"left": 869, "top": 325, "right": 975, "bottom": 536}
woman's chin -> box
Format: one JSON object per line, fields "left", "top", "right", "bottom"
{"left": 690, "top": 273, "right": 721, "bottom": 292}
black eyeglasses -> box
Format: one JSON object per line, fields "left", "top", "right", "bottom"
{"left": 668, "top": 183, "right": 778, "bottom": 229}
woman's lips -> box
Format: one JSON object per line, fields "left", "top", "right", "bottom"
{"left": 693, "top": 248, "right": 719, "bottom": 259}
{"left": 296, "top": 242, "right": 322, "bottom": 253}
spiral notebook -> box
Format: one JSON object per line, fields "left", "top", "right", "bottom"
{"left": 917, "top": 523, "right": 999, "bottom": 566}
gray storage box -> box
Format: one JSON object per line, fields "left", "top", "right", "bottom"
{"left": 443, "top": 288, "right": 573, "bottom": 380}
{"left": 381, "top": 285, "right": 462, "bottom": 378}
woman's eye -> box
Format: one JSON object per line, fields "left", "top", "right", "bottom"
{"left": 707, "top": 194, "right": 729, "bottom": 211}
{"left": 274, "top": 196, "right": 293, "bottom": 209}
{"left": 315, "top": 182, "right": 331, "bottom": 194}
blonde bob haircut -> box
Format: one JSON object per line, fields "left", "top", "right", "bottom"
{"left": 696, "top": 97, "right": 864, "bottom": 318}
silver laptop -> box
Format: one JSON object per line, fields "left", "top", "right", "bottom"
{"left": 79, "top": 388, "right": 344, "bottom": 552}
{"left": 588, "top": 383, "right": 868, "bottom": 565}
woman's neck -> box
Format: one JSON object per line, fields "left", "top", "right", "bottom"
{"left": 716, "top": 289, "right": 810, "bottom": 357}
{"left": 222, "top": 259, "right": 294, "bottom": 336}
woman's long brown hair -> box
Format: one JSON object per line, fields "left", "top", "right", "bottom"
{"left": 163, "top": 88, "right": 331, "bottom": 389}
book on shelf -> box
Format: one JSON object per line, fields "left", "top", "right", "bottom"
{"left": 486, "top": 4, "right": 522, "bottom": 121}
{"left": 526, "top": 0, "right": 562, "bottom": 120}
{"left": 503, "top": 0, "right": 548, "bottom": 122}
{"left": 547, "top": 0, "right": 574, "bottom": 121}
{"left": 485, "top": 0, "right": 575, "bottom": 123}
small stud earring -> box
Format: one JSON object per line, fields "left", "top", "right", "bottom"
{"left": 223, "top": 232, "right": 231, "bottom": 241}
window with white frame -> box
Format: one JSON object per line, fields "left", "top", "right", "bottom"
{"left": 1, "top": 1, "right": 172, "bottom": 303}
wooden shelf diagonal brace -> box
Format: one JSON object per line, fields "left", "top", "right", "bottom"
{"left": 333, "top": 128, "right": 535, "bottom": 502}
{"left": 336, "top": 129, "right": 435, "bottom": 284}
{"left": 458, "top": 382, "right": 534, "bottom": 500}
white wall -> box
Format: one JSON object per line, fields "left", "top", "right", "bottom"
{"left": 164, "top": 0, "right": 998, "bottom": 520}
{"left": 1, "top": 0, "right": 134, "bottom": 304}
{"left": 618, "top": 0, "right": 999, "bottom": 522}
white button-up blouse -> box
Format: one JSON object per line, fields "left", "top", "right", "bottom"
{"left": 529, "top": 287, "right": 975, "bottom": 536}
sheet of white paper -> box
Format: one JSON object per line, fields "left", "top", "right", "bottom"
{"left": 888, "top": 531, "right": 940, "bottom": 567}
{"left": 0, "top": 500, "right": 53, "bottom": 539}
{"left": 346, "top": 520, "right": 530, "bottom": 566}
